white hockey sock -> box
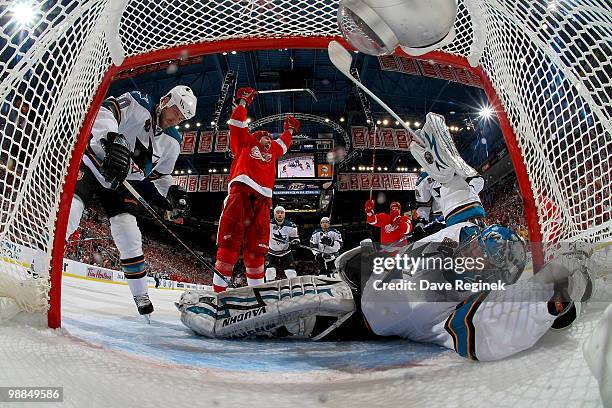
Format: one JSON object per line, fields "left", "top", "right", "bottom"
{"left": 65, "top": 196, "right": 85, "bottom": 240}
{"left": 246, "top": 265, "right": 265, "bottom": 286}
{"left": 265, "top": 267, "right": 277, "bottom": 282}
{"left": 127, "top": 277, "right": 148, "bottom": 297}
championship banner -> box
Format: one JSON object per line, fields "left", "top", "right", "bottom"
{"left": 210, "top": 174, "right": 222, "bottom": 192}
{"left": 380, "top": 173, "right": 391, "bottom": 189}
{"left": 349, "top": 173, "right": 360, "bottom": 190}
{"left": 198, "top": 175, "right": 210, "bottom": 192}
{"left": 395, "top": 129, "right": 410, "bottom": 150}
{"left": 401, "top": 174, "right": 418, "bottom": 190}
{"left": 338, "top": 173, "right": 350, "bottom": 191}
{"left": 214, "top": 130, "right": 229, "bottom": 152}
{"left": 370, "top": 174, "right": 381, "bottom": 189}
{"left": 337, "top": 173, "right": 419, "bottom": 191}
{"left": 198, "top": 131, "right": 213, "bottom": 153}
{"left": 186, "top": 175, "right": 198, "bottom": 193}
{"left": 180, "top": 131, "right": 197, "bottom": 154}
{"left": 391, "top": 174, "right": 402, "bottom": 190}
{"left": 177, "top": 175, "right": 188, "bottom": 190}
{"left": 172, "top": 175, "right": 178, "bottom": 185}
{"left": 351, "top": 127, "right": 413, "bottom": 150}
{"left": 359, "top": 173, "right": 371, "bottom": 190}
{"left": 351, "top": 126, "right": 368, "bottom": 149}
{"left": 221, "top": 174, "right": 229, "bottom": 191}
{"left": 366, "top": 129, "right": 383, "bottom": 149}
{"left": 381, "top": 128, "right": 396, "bottom": 149}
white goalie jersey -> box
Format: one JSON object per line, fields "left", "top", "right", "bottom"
{"left": 269, "top": 219, "right": 299, "bottom": 257}
{"left": 83, "top": 91, "right": 182, "bottom": 197}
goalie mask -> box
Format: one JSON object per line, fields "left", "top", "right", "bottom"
{"left": 449, "top": 224, "right": 527, "bottom": 287}
{"left": 337, "top": 0, "right": 458, "bottom": 56}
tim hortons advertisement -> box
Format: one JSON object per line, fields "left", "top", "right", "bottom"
{"left": 86, "top": 267, "right": 113, "bottom": 281}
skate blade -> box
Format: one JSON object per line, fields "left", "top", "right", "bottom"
{"left": 142, "top": 314, "right": 152, "bottom": 324}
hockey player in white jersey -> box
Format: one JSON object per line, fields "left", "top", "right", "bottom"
{"left": 412, "top": 171, "right": 445, "bottom": 239}
{"left": 310, "top": 217, "right": 343, "bottom": 275}
{"left": 62, "top": 86, "right": 196, "bottom": 318}
{"left": 266, "top": 206, "right": 300, "bottom": 281}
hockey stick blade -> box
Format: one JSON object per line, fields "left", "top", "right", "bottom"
{"left": 328, "top": 41, "right": 421, "bottom": 142}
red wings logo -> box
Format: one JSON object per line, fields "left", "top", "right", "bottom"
{"left": 250, "top": 146, "right": 272, "bottom": 162}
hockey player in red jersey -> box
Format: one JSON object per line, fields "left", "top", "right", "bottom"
{"left": 213, "top": 87, "right": 300, "bottom": 292}
{"left": 365, "top": 199, "right": 411, "bottom": 250}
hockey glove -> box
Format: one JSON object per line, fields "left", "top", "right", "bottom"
{"left": 283, "top": 115, "right": 301, "bottom": 134}
{"left": 321, "top": 236, "right": 333, "bottom": 246}
{"left": 167, "top": 185, "right": 190, "bottom": 216}
{"left": 236, "top": 87, "right": 257, "bottom": 107}
{"left": 289, "top": 239, "right": 301, "bottom": 250}
{"left": 101, "top": 132, "right": 131, "bottom": 190}
{"left": 364, "top": 199, "right": 375, "bottom": 217}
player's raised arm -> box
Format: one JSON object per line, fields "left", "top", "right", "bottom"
{"left": 272, "top": 115, "right": 300, "bottom": 157}
{"left": 228, "top": 87, "right": 257, "bottom": 153}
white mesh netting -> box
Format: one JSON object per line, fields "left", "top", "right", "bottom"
{"left": 0, "top": 0, "right": 610, "bottom": 389}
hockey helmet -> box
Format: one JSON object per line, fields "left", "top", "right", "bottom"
{"left": 160, "top": 85, "right": 197, "bottom": 121}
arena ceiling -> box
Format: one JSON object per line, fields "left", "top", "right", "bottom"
{"left": 108, "top": 48, "right": 505, "bottom": 175}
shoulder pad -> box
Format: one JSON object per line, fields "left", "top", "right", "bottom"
{"left": 283, "top": 220, "right": 296, "bottom": 228}
{"left": 416, "top": 172, "right": 429, "bottom": 185}
{"left": 129, "top": 91, "right": 155, "bottom": 113}
{"left": 329, "top": 228, "right": 340, "bottom": 234}
{"left": 312, "top": 228, "right": 322, "bottom": 234}
{"left": 163, "top": 126, "right": 182, "bottom": 145}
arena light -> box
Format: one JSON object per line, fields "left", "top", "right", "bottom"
{"left": 223, "top": 168, "right": 228, "bottom": 172}
{"left": 174, "top": 125, "right": 179, "bottom": 129}
{"left": 324, "top": 118, "right": 330, "bottom": 122}
{"left": 11, "top": 1, "right": 36, "bottom": 27}
{"left": 246, "top": 118, "right": 252, "bottom": 123}
{"left": 210, "top": 121, "right": 215, "bottom": 126}
{"left": 414, "top": 121, "right": 420, "bottom": 127}
{"left": 376, "top": 119, "right": 381, "bottom": 125}
{"left": 340, "top": 117, "right": 345, "bottom": 122}
{"left": 187, "top": 169, "right": 192, "bottom": 174}
{"left": 351, "top": 166, "right": 355, "bottom": 170}
{"left": 382, "top": 119, "right": 388, "bottom": 126}
{"left": 395, "top": 121, "right": 399, "bottom": 126}
{"left": 405, "top": 120, "right": 411, "bottom": 127}
{"left": 196, "top": 122, "right": 201, "bottom": 127}
{"left": 184, "top": 123, "right": 190, "bottom": 129}
{"left": 479, "top": 106, "right": 494, "bottom": 119}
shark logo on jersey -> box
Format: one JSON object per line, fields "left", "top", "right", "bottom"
{"left": 250, "top": 146, "right": 272, "bottom": 162}
{"left": 425, "top": 151, "right": 434, "bottom": 164}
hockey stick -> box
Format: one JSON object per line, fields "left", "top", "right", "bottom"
{"left": 270, "top": 235, "right": 324, "bottom": 254}
{"left": 258, "top": 88, "right": 318, "bottom": 102}
{"left": 328, "top": 41, "right": 421, "bottom": 144}
{"left": 122, "top": 181, "right": 236, "bottom": 288}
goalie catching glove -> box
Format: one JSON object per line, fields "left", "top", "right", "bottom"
{"left": 167, "top": 185, "right": 190, "bottom": 216}
{"left": 101, "top": 132, "right": 131, "bottom": 190}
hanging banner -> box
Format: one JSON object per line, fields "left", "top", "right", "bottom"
{"left": 210, "top": 174, "right": 223, "bottom": 192}
{"left": 351, "top": 126, "right": 368, "bottom": 149}
{"left": 180, "top": 131, "right": 197, "bottom": 154}
{"left": 198, "top": 131, "right": 213, "bottom": 153}
{"left": 395, "top": 129, "right": 410, "bottom": 149}
{"left": 177, "top": 175, "right": 188, "bottom": 190}
{"left": 221, "top": 174, "right": 230, "bottom": 192}
{"left": 381, "top": 128, "right": 396, "bottom": 149}
{"left": 214, "top": 130, "right": 229, "bottom": 152}
{"left": 186, "top": 175, "right": 198, "bottom": 192}
{"left": 198, "top": 175, "right": 210, "bottom": 192}
{"left": 337, "top": 173, "right": 419, "bottom": 191}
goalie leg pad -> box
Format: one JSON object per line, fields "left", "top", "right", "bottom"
{"left": 178, "top": 275, "right": 356, "bottom": 339}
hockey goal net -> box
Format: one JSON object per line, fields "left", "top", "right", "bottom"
{"left": 0, "top": 1, "right": 610, "bottom": 328}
